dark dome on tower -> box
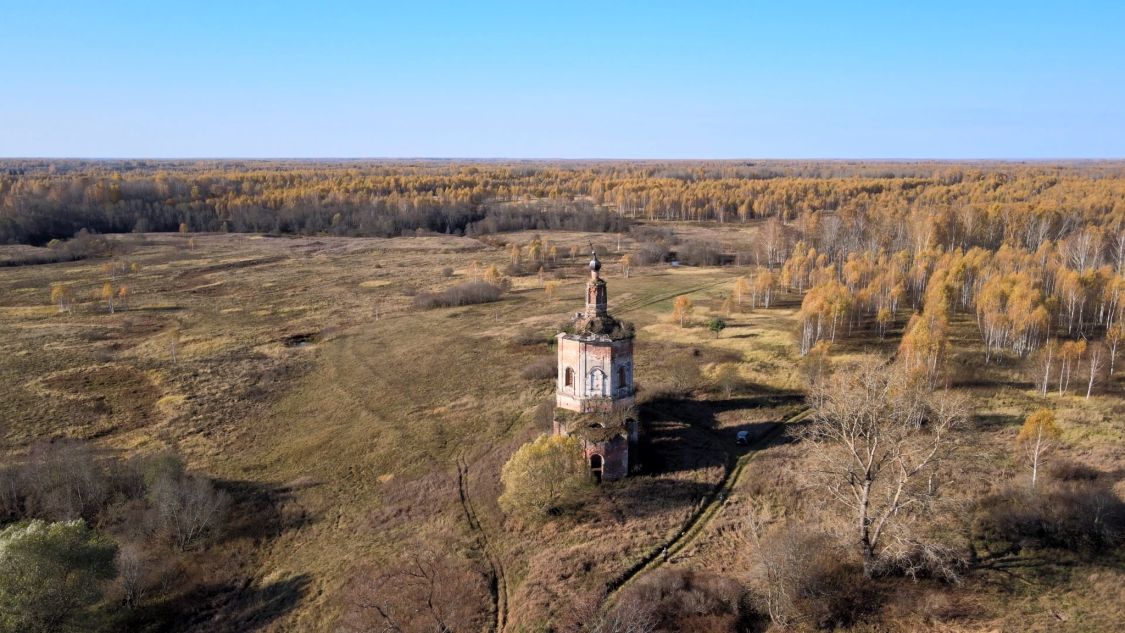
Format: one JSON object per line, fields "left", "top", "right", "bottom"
{"left": 589, "top": 248, "right": 602, "bottom": 272}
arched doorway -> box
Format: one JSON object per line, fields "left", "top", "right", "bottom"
{"left": 590, "top": 454, "right": 603, "bottom": 483}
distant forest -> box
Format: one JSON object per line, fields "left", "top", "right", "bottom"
{"left": 1, "top": 159, "right": 1123, "bottom": 247}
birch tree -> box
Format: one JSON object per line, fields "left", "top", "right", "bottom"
{"left": 1085, "top": 342, "right": 1105, "bottom": 398}
{"left": 672, "top": 295, "right": 694, "bottom": 328}
{"left": 1016, "top": 409, "right": 1060, "bottom": 490}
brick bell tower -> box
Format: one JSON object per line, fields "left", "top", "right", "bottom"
{"left": 553, "top": 245, "right": 638, "bottom": 481}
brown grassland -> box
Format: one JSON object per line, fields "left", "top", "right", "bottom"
{"left": 0, "top": 221, "right": 1122, "bottom": 631}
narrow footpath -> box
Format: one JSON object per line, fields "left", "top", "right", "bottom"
{"left": 604, "top": 407, "right": 811, "bottom": 603}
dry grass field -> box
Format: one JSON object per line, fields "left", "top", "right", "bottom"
{"left": 1, "top": 224, "right": 1121, "bottom": 632}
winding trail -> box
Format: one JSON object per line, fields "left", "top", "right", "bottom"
{"left": 457, "top": 454, "right": 509, "bottom": 633}
{"left": 604, "top": 407, "right": 811, "bottom": 603}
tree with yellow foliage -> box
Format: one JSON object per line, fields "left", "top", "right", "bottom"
{"left": 898, "top": 309, "right": 948, "bottom": 388}
{"left": 796, "top": 279, "right": 849, "bottom": 355}
{"left": 1017, "top": 409, "right": 1060, "bottom": 490}
{"left": 672, "top": 295, "right": 694, "bottom": 328}
{"left": 753, "top": 270, "right": 776, "bottom": 309}
{"left": 526, "top": 238, "right": 543, "bottom": 263}
{"left": 719, "top": 296, "right": 734, "bottom": 315}
{"left": 876, "top": 307, "right": 893, "bottom": 339}
{"left": 50, "top": 283, "right": 76, "bottom": 314}
{"left": 1058, "top": 339, "right": 1086, "bottom": 395}
{"left": 734, "top": 276, "right": 750, "bottom": 306}
{"left": 483, "top": 264, "right": 503, "bottom": 286}
{"left": 499, "top": 434, "right": 591, "bottom": 519}
{"left": 100, "top": 282, "right": 116, "bottom": 314}
{"left": 620, "top": 254, "right": 632, "bottom": 279}
{"left": 544, "top": 281, "right": 559, "bottom": 301}
{"left": 1107, "top": 322, "right": 1122, "bottom": 375}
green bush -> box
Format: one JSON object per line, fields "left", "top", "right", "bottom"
{"left": 0, "top": 519, "right": 117, "bottom": 633}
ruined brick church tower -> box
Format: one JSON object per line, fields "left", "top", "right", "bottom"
{"left": 552, "top": 247, "right": 639, "bottom": 482}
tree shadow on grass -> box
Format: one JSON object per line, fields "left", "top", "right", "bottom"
{"left": 214, "top": 478, "right": 318, "bottom": 544}
{"left": 639, "top": 419, "right": 729, "bottom": 475}
{"left": 637, "top": 394, "right": 804, "bottom": 476}
{"left": 972, "top": 412, "right": 1022, "bottom": 432}
{"left": 126, "top": 574, "right": 313, "bottom": 633}
{"left": 642, "top": 393, "right": 803, "bottom": 431}
{"left": 112, "top": 479, "right": 318, "bottom": 631}
{"left": 600, "top": 478, "right": 722, "bottom": 522}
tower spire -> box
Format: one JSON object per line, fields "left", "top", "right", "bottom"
{"left": 585, "top": 243, "right": 607, "bottom": 318}
{"left": 588, "top": 242, "right": 601, "bottom": 280}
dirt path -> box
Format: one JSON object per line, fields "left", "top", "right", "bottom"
{"left": 604, "top": 407, "right": 810, "bottom": 604}
{"left": 457, "top": 454, "right": 509, "bottom": 633}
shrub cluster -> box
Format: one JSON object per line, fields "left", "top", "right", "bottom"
{"left": 0, "top": 441, "right": 231, "bottom": 630}
{"left": 676, "top": 240, "right": 724, "bottom": 266}
{"left": 975, "top": 479, "right": 1124, "bottom": 553}
{"left": 412, "top": 281, "right": 504, "bottom": 309}
{"left": 0, "top": 441, "right": 230, "bottom": 552}
{"left": 752, "top": 528, "right": 883, "bottom": 629}
{"left": 0, "top": 229, "right": 119, "bottom": 267}
{"left": 520, "top": 356, "right": 557, "bottom": 380}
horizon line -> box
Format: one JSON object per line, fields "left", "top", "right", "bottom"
{"left": 3, "top": 156, "right": 1124, "bottom": 163}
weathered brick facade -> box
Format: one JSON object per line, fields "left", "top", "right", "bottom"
{"left": 552, "top": 248, "right": 639, "bottom": 482}
{"left": 555, "top": 336, "right": 635, "bottom": 412}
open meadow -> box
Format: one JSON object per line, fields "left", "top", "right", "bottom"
{"left": 1, "top": 215, "right": 1121, "bottom": 632}
{"left": 0, "top": 226, "right": 800, "bottom": 630}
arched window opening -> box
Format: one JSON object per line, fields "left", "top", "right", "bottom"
{"left": 590, "top": 454, "right": 604, "bottom": 483}
{"left": 617, "top": 365, "right": 627, "bottom": 389}
{"left": 589, "top": 369, "right": 606, "bottom": 395}
{"left": 564, "top": 367, "right": 574, "bottom": 387}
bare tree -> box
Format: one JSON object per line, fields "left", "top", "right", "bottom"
{"left": 148, "top": 472, "right": 230, "bottom": 551}
{"left": 745, "top": 510, "right": 794, "bottom": 626}
{"left": 1085, "top": 341, "right": 1105, "bottom": 399}
{"left": 341, "top": 546, "right": 488, "bottom": 633}
{"left": 20, "top": 441, "right": 109, "bottom": 522}
{"left": 567, "top": 592, "right": 656, "bottom": 633}
{"left": 167, "top": 328, "right": 180, "bottom": 364}
{"left": 806, "top": 358, "right": 966, "bottom": 577}
{"left": 1027, "top": 340, "right": 1056, "bottom": 397}
{"left": 115, "top": 542, "right": 147, "bottom": 608}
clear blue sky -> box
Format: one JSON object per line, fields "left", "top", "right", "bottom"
{"left": 1, "top": 1, "right": 1122, "bottom": 158}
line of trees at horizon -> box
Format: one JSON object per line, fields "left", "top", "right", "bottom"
{"left": 2, "top": 160, "right": 1122, "bottom": 247}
